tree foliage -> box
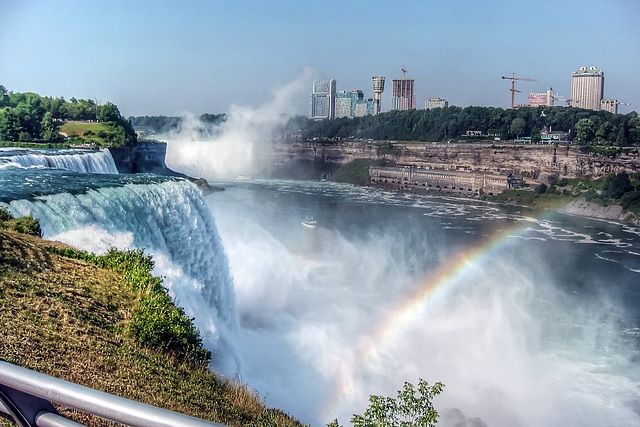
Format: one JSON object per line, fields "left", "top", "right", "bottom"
{"left": 0, "top": 86, "right": 136, "bottom": 146}
{"left": 282, "top": 106, "right": 640, "bottom": 146}
{"left": 604, "top": 171, "right": 633, "bottom": 199}
{"left": 346, "top": 379, "right": 444, "bottom": 427}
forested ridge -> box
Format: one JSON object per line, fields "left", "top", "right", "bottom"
{"left": 281, "top": 106, "right": 640, "bottom": 147}
{"left": 0, "top": 85, "right": 136, "bottom": 147}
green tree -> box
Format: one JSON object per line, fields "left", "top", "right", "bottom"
{"left": 596, "top": 122, "right": 612, "bottom": 144}
{"left": 575, "top": 118, "right": 595, "bottom": 145}
{"left": 40, "top": 111, "right": 58, "bottom": 141}
{"left": 615, "top": 127, "right": 625, "bottom": 146}
{"left": 0, "top": 107, "right": 22, "bottom": 141}
{"left": 510, "top": 117, "right": 526, "bottom": 138}
{"left": 350, "top": 379, "right": 444, "bottom": 427}
{"left": 99, "top": 102, "right": 121, "bottom": 122}
{"left": 604, "top": 171, "right": 633, "bottom": 199}
{"left": 0, "top": 85, "right": 9, "bottom": 107}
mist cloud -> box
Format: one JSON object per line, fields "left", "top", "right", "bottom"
{"left": 164, "top": 67, "right": 319, "bottom": 180}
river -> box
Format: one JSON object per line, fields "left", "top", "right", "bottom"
{"left": 1, "top": 148, "right": 639, "bottom": 426}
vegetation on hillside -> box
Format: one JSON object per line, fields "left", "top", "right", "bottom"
{"left": 59, "top": 121, "right": 135, "bottom": 148}
{"left": 129, "top": 113, "right": 227, "bottom": 136}
{"left": 281, "top": 106, "right": 640, "bottom": 146}
{"left": 0, "top": 207, "right": 41, "bottom": 236}
{"left": 0, "top": 86, "right": 136, "bottom": 147}
{"left": 487, "top": 171, "right": 640, "bottom": 218}
{"left": 0, "top": 208, "right": 302, "bottom": 427}
{"left": 331, "top": 158, "right": 393, "bottom": 185}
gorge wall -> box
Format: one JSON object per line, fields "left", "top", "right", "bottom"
{"left": 273, "top": 142, "right": 640, "bottom": 184}
{"left": 109, "top": 141, "right": 183, "bottom": 176}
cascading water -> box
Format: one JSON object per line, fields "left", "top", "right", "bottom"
{"left": 2, "top": 162, "right": 241, "bottom": 375}
{"left": 0, "top": 148, "right": 119, "bottom": 174}
{"left": 205, "top": 180, "right": 640, "bottom": 427}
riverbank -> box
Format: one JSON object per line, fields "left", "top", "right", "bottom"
{"left": 364, "top": 179, "right": 639, "bottom": 225}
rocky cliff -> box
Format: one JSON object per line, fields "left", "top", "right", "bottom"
{"left": 109, "top": 141, "right": 184, "bottom": 176}
{"left": 272, "top": 142, "right": 640, "bottom": 184}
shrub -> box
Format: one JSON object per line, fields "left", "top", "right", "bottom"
{"left": 620, "top": 191, "right": 640, "bottom": 211}
{"left": 6, "top": 216, "right": 42, "bottom": 236}
{"left": 535, "top": 183, "right": 548, "bottom": 194}
{"left": 48, "top": 246, "right": 211, "bottom": 365}
{"left": 0, "top": 208, "right": 42, "bottom": 237}
{"left": 0, "top": 206, "right": 12, "bottom": 222}
{"left": 349, "top": 379, "right": 445, "bottom": 427}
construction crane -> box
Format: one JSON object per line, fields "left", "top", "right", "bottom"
{"left": 501, "top": 73, "right": 536, "bottom": 109}
{"left": 401, "top": 68, "right": 408, "bottom": 79}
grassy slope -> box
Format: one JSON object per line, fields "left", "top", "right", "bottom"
{"left": 58, "top": 122, "right": 118, "bottom": 146}
{"left": 0, "top": 230, "right": 301, "bottom": 427}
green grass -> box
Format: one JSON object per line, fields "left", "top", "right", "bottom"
{"left": 332, "top": 158, "right": 392, "bottom": 185}
{"left": 59, "top": 122, "right": 123, "bottom": 147}
{"left": 0, "top": 227, "right": 303, "bottom": 427}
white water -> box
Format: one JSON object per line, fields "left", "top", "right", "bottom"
{"left": 206, "top": 182, "right": 640, "bottom": 427}
{"left": 6, "top": 179, "right": 241, "bottom": 375}
{"left": 162, "top": 67, "right": 318, "bottom": 180}
{"left": 0, "top": 148, "right": 119, "bottom": 173}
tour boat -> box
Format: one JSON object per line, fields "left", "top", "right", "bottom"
{"left": 301, "top": 216, "right": 318, "bottom": 228}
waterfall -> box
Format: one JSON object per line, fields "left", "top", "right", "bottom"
{"left": 5, "top": 178, "right": 241, "bottom": 375}
{"left": 0, "top": 148, "right": 118, "bottom": 174}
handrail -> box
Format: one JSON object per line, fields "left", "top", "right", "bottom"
{"left": 0, "top": 360, "right": 227, "bottom": 427}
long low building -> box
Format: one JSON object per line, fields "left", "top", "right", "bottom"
{"left": 369, "top": 165, "right": 523, "bottom": 195}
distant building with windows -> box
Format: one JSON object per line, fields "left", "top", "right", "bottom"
{"left": 571, "top": 66, "right": 604, "bottom": 111}
{"left": 601, "top": 99, "right": 619, "bottom": 114}
{"left": 335, "top": 90, "right": 364, "bottom": 118}
{"left": 334, "top": 91, "right": 379, "bottom": 118}
{"left": 392, "top": 78, "right": 415, "bottom": 111}
{"left": 529, "top": 88, "right": 555, "bottom": 107}
{"left": 425, "top": 98, "right": 448, "bottom": 109}
{"left": 309, "top": 79, "right": 337, "bottom": 119}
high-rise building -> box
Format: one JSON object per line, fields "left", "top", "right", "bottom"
{"left": 335, "top": 90, "right": 364, "bottom": 118}
{"left": 425, "top": 98, "right": 448, "bottom": 109}
{"left": 372, "top": 77, "right": 385, "bottom": 114}
{"left": 571, "top": 66, "right": 604, "bottom": 111}
{"left": 392, "top": 75, "right": 415, "bottom": 111}
{"left": 309, "top": 79, "right": 337, "bottom": 119}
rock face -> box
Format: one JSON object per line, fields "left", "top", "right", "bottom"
{"left": 273, "top": 142, "right": 640, "bottom": 184}
{"left": 109, "top": 142, "right": 184, "bottom": 177}
{"left": 559, "top": 199, "right": 633, "bottom": 222}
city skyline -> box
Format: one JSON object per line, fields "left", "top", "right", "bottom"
{"left": 2, "top": 1, "right": 639, "bottom": 117}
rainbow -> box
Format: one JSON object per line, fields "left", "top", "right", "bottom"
{"left": 321, "top": 213, "right": 543, "bottom": 421}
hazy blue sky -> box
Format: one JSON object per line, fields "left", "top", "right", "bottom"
{"left": 2, "top": 0, "right": 639, "bottom": 116}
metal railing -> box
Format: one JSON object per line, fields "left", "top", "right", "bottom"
{"left": 0, "top": 360, "right": 227, "bottom": 427}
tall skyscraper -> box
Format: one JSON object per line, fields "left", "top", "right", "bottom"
{"left": 392, "top": 72, "right": 415, "bottom": 111}
{"left": 571, "top": 66, "right": 604, "bottom": 111}
{"left": 372, "top": 77, "right": 385, "bottom": 114}
{"left": 309, "top": 79, "right": 337, "bottom": 119}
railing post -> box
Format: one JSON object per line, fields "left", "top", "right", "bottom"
{"left": 0, "top": 380, "right": 59, "bottom": 427}
{"left": 0, "top": 360, "right": 227, "bottom": 427}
